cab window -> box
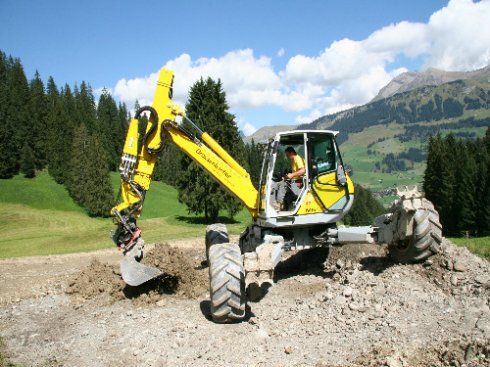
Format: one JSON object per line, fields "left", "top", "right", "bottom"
{"left": 309, "top": 134, "right": 337, "bottom": 177}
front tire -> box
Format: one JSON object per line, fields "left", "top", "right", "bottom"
{"left": 205, "top": 223, "right": 229, "bottom": 261}
{"left": 389, "top": 198, "right": 443, "bottom": 263}
{"left": 208, "top": 242, "right": 246, "bottom": 323}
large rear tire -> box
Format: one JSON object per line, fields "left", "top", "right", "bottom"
{"left": 208, "top": 242, "right": 246, "bottom": 323}
{"left": 389, "top": 198, "right": 443, "bottom": 263}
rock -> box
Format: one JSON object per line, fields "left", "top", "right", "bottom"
{"left": 348, "top": 302, "right": 366, "bottom": 312}
{"left": 453, "top": 260, "right": 466, "bottom": 272}
{"left": 257, "top": 329, "right": 269, "bottom": 339}
{"left": 156, "top": 300, "right": 165, "bottom": 307}
{"left": 386, "top": 355, "right": 402, "bottom": 367}
{"left": 443, "top": 259, "right": 454, "bottom": 271}
{"left": 464, "top": 344, "right": 476, "bottom": 363}
{"left": 284, "top": 346, "right": 293, "bottom": 354}
{"left": 474, "top": 275, "right": 488, "bottom": 285}
{"left": 325, "top": 292, "right": 334, "bottom": 300}
{"left": 476, "top": 317, "right": 490, "bottom": 333}
{"left": 348, "top": 302, "right": 359, "bottom": 311}
{"left": 343, "top": 287, "right": 353, "bottom": 297}
{"left": 450, "top": 275, "right": 459, "bottom": 287}
{"left": 336, "top": 259, "right": 345, "bottom": 269}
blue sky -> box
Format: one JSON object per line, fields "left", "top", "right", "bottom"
{"left": 1, "top": 0, "right": 489, "bottom": 135}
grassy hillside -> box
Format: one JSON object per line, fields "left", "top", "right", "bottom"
{"left": 297, "top": 77, "right": 490, "bottom": 198}
{"left": 0, "top": 172, "right": 251, "bottom": 258}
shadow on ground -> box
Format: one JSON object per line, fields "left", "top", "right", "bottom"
{"left": 274, "top": 247, "right": 335, "bottom": 282}
{"left": 199, "top": 300, "right": 255, "bottom": 323}
{"left": 122, "top": 273, "right": 179, "bottom": 299}
{"left": 359, "top": 256, "right": 398, "bottom": 275}
{"left": 175, "top": 215, "right": 239, "bottom": 225}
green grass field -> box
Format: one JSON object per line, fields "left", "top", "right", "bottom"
{"left": 450, "top": 237, "right": 490, "bottom": 261}
{"left": 340, "top": 122, "right": 487, "bottom": 203}
{"left": 0, "top": 172, "right": 251, "bottom": 258}
{"left": 1, "top": 116, "right": 488, "bottom": 260}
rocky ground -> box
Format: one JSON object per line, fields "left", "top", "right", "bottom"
{"left": 0, "top": 238, "right": 489, "bottom": 367}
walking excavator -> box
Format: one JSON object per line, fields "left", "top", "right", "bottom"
{"left": 111, "top": 68, "right": 443, "bottom": 323}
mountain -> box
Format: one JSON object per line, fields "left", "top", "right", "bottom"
{"left": 373, "top": 65, "right": 490, "bottom": 101}
{"left": 296, "top": 68, "right": 490, "bottom": 197}
{"left": 300, "top": 74, "right": 490, "bottom": 141}
{"left": 241, "top": 67, "right": 490, "bottom": 197}
{"left": 244, "top": 124, "right": 297, "bottom": 143}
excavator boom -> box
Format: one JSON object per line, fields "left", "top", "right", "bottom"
{"left": 111, "top": 68, "right": 258, "bottom": 285}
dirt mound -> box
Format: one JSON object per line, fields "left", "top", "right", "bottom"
{"left": 66, "top": 243, "right": 208, "bottom": 304}
{"left": 354, "top": 337, "right": 490, "bottom": 367}
{"left": 144, "top": 243, "right": 208, "bottom": 299}
{"left": 65, "top": 258, "right": 125, "bottom": 303}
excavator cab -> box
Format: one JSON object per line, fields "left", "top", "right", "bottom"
{"left": 256, "top": 130, "right": 354, "bottom": 228}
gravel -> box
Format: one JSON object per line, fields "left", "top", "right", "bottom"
{"left": 0, "top": 238, "right": 489, "bottom": 367}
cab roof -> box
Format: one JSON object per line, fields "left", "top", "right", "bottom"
{"left": 276, "top": 129, "right": 340, "bottom": 137}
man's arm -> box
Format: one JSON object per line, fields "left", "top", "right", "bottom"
{"left": 287, "top": 155, "right": 306, "bottom": 179}
{"left": 287, "top": 167, "right": 305, "bottom": 179}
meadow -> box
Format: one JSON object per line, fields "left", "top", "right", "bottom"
{"left": 0, "top": 172, "right": 250, "bottom": 258}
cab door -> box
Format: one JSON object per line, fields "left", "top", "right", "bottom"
{"left": 297, "top": 133, "right": 353, "bottom": 215}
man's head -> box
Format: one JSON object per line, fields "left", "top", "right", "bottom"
{"left": 285, "top": 146, "right": 296, "bottom": 160}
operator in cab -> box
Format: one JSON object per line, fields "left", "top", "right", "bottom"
{"left": 285, "top": 146, "right": 305, "bottom": 180}
{"left": 273, "top": 146, "right": 305, "bottom": 211}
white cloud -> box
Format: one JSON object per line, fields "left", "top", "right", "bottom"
{"left": 425, "top": 0, "right": 490, "bottom": 70}
{"left": 114, "top": 72, "right": 158, "bottom": 109}
{"left": 237, "top": 117, "right": 258, "bottom": 136}
{"left": 111, "top": 0, "right": 490, "bottom": 127}
{"left": 295, "top": 109, "right": 323, "bottom": 125}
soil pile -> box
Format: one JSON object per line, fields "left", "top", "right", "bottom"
{"left": 66, "top": 243, "right": 208, "bottom": 304}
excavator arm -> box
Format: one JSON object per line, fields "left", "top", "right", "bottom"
{"left": 111, "top": 68, "right": 258, "bottom": 284}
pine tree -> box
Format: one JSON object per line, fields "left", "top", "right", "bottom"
{"left": 75, "top": 81, "right": 97, "bottom": 134}
{"left": 451, "top": 141, "right": 477, "bottom": 236}
{"left": 68, "top": 123, "right": 90, "bottom": 205}
{"left": 177, "top": 77, "right": 245, "bottom": 222}
{"left": 69, "top": 124, "right": 114, "bottom": 217}
{"left": 5, "top": 58, "right": 30, "bottom": 174}
{"left": 83, "top": 134, "right": 114, "bottom": 216}
{"left": 20, "top": 143, "right": 36, "bottom": 178}
{"left": 343, "top": 184, "right": 384, "bottom": 226}
{"left": 473, "top": 139, "right": 490, "bottom": 236}
{"left": 117, "top": 102, "right": 129, "bottom": 143}
{"left": 28, "top": 71, "right": 48, "bottom": 169}
{"left": 485, "top": 126, "right": 490, "bottom": 155}
{"left": 244, "top": 139, "right": 263, "bottom": 187}
{"left": 481, "top": 126, "right": 490, "bottom": 236}
{"left": 60, "top": 84, "right": 79, "bottom": 173}
{"left": 154, "top": 143, "right": 183, "bottom": 186}
{"left": 97, "top": 90, "right": 120, "bottom": 170}
{"left": 423, "top": 134, "right": 455, "bottom": 234}
{"left": 0, "top": 52, "right": 18, "bottom": 178}
{"left": 46, "top": 77, "right": 69, "bottom": 183}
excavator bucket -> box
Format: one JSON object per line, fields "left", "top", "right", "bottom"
{"left": 120, "top": 240, "right": 162, "bottom": 287}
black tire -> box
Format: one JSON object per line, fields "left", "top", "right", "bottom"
{"left": 205, "top": 223, "right": 229, "bottom": 261}
{"left": 208, "top": 242, "right": 246, "bottom": 323}
{"left": 389, "top": 198, "right": 443, "bottom": 263}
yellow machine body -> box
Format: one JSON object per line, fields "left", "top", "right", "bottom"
{"left": 111, "top": 68, "right": 354, "bottom": 249}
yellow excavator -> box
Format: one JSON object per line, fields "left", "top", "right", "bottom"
{"left": 111, "top": 68, "right": 443, "bottom": 323}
